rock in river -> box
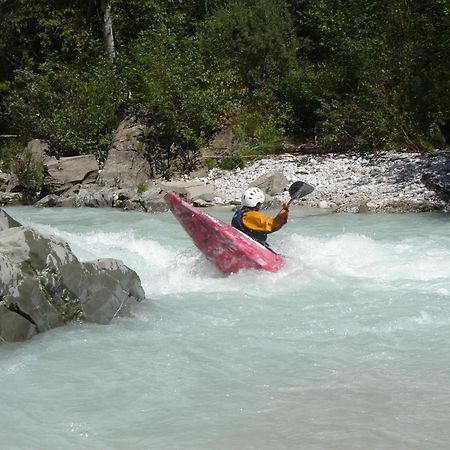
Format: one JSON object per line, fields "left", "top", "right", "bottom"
{"left": 0, "top": 210, "right": 145, "bottom": 343}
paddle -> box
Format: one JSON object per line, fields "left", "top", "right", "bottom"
{"left": 287, "top": 180, "right": 315, "bottom": 205}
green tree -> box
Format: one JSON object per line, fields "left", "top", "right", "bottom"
{"left": 197, "top": 0, "right": 301, "bottom": 146}
{"left": 1, "top": 0, "right": 449, "bottom": 166}
{"left": 199, "top": 0, "right": 299, "bottom": 92}
{"left": 379, "top": 0, "right": 450, "bottom": 143}
{"left": 0, "top": 0, "right": 111, "bottom": 137}
{"left": 120, "top": 30, "right": 244, "bottom": 148}
{"left": 290, "top": 0, "right": 450, "bottom": 149}
{"left": 4, "top": 61, "right": 122, "bottom": 159}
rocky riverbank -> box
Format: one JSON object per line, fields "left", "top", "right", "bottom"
{"left": 1, "top": 113, "right": 449, "bottom": 213}
{"left": 2, "top": 148, "right": 449, "bottom": 214}
{"left": 192, "top": 150, "right": 450, "bottom": 213}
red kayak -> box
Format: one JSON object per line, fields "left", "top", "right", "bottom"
{"left": 164, "top": 192, "right": 285, "bottom": 274}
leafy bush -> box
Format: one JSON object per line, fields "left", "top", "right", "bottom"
{"left": 295, "top": 0, "right": 450, "bottom": 151}
{"left": 120, "top": 31, "right": 245, "bottom": 151}
{"left": 198, "top": 0, "right": 299, "bottom": 92}
{"left": 0, "top": 138, "right": 22, "bottom": 171}
{"left": 11, "top": 149, "right": 44, "bottom": 203}
{"left": 240, "top": 142, "right": 285, "bottom": 158}
{"left": 315, "top": 84, "right": 422, "bottom": 151}
{"left": 136, "top": 181, "right": 148, "bottom": 194}
{"left": 3, "top": 61, "right": 122, "bottom": 160}
{"left": 217, "top": 155, "right": 244, "bottom": 170}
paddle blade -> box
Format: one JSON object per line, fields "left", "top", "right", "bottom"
{"left": 288, "top": 181, "right": 315, "bottom": 200}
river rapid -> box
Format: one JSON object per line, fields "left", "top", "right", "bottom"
{"left": 1, "top": 206, "right": 450, "bottom": 450}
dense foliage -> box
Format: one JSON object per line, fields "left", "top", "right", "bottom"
{"left": 0, "top": 0, "right": 449, "bottom": 165}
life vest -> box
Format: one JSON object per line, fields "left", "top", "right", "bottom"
{"left": 232, "top": 207, "right": 269, "bottom": 246}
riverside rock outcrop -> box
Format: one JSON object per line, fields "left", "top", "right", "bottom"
{"left": 0, "top": 210, "right": 145, "bottom": 343}
{"left": 14, "top": 148, "right": 450, "bottom": 213}
{"left": 1, "top": 117, "right": 449, "bottom": 212}
{"left": 43, "top": 154, "right": 99, "bottom": 195}
{"left": 97, "top": 111, "right": 153, "bottom": 190}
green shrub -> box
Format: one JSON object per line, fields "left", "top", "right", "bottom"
{"left": 0, "top": 139, "right": 22, "bottom": 171}
{"left": 198, "top": 0, "right": 299, "bottom": 92}
{"left": 136, "top": 181, "right": 148, "bottom": 194}
{"left": 222, "top": 91, "right": 292, "bottom": 161}
{"left": 316, "top": 80, "right": 427, "bottom": 151}
{"left": 3, "top": 61, "right": 122, "bottom": 160}
{"left": 11, "top": 149, "right": 44, "bottom": 203}
{"left": 120, "top": 32, "right": 244, "bottom": 151}
{"left": 240, "top": 142, "right": 284, "bottom": 158}
{"left": 218, "top": 155, "right": 244, "bottom": 170}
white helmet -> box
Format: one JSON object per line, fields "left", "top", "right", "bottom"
{"left": 242, "top": 187, "right": 265, "bottom": 207}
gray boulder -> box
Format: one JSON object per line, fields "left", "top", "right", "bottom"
{"left": 137, "top": 187, "right": 167, "bottom": 212}
{"left": 158, "top": 181, "right": 215, "bottom": 201}
{"left": 250, "top": 171, "right": 289, "bottom": 196}
{"left": 34, "top": 193, "right": 68, "bottom": 208}
{"left": 27, "top": 139, "right": 51, "bottom": 165}
{"left": 43, "top": 155, "right": 99, "bottom": 194}
{"left": 421, "top": 152, "right": 450, "bottom": 202}
{"left": 2, "top": 139, "right": 51, "bottom": 195}
{"left": 35, "top": 184, "right": 169, "bottom": 212}
{"left": 97, "top": 112, "right": 153, "bottom": 189}
{"left": 0, "top": 209, "right": 21, "bottom": 231}
{"left": 0, "top": 210, "right": 145, "bottom": 343}
{"left": 0, "top": 171, "right": 10, "bottom": 190}
{"left": 428, "top": 124, "right": 447, "bottom": 149}
{"left": 201, "top": 126, "right": 239, "bottom": 158}
{"left": 74, "top": 185, "right": 117, "bottom": 208}
{"left": 35, "top": 184, "right": 119, "bottom": 209}
{"left": 0, "top": 192, "right": 22, "bottom": 206}
{"left": 81, "top": 258, "right": 145, "bottom": 323}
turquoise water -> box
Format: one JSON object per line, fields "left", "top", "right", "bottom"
{"left": 1, "top": 207, "right": 450, "bottom": 449}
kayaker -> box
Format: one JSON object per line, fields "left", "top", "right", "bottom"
{"left": 231, "top": 187, "right": 289, "bottom": 248}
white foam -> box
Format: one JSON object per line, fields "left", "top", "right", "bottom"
{"left": 279, "top": 232, "right": 450, "bottom": 282}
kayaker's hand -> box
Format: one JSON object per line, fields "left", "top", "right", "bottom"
{"left": 282, "top": 202, "right": 289, "bottom": 211}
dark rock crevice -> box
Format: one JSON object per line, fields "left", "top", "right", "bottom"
{"left": 8, "top": 303, "right": 37, "bottom": 327}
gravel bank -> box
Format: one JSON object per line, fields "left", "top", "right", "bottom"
{"left": 194, "top": 151, "right": 450, "bottom": 213}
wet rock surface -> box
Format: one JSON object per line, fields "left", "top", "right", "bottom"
{"left": 0, "top": 210, "right": 145, "bottom": 343}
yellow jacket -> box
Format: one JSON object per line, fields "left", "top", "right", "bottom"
{"left": 241, "top": 208, "right": 289, "bottom": 232}
{"left": 232, "top": 207, "right": 289, "bottom": 247}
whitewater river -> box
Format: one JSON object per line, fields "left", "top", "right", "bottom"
{"left": 1, "top": 206, "right": 450, "bottom": 449}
